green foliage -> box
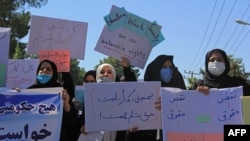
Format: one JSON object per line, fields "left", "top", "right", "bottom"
{"left": 12, "top": 42, "right": 27, "bottom": 59}
{"left": 95, "top": 56, "right": 140, "bottom": 80}
{"left": 0, "top": 0, "right": 48, "bottom": 58}
{"left": 187, "top": 77, "right": 198, "bottom": 89}
{"left": 227, "top": 55, "right": 249, "bottom": 79}
{"left": 69, "top": 59, "right": 85, "bottom": 85}
{"left": 1, "top": 0, "right": 86, "bottom": 86}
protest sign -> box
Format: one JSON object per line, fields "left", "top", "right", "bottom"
{"left": 39, "top": 50, "right": 70, "bottom": 72}
{"left": 0, "top": 87, "right": 63, "bottom": 141}
{"left": 161, "top": 87, "right": 243, "bottom": 141}
{"left": 84, "top": 81, "right": 161, "bottom": 131}
{"left": 6, "top": 59, "right": 39, "bottom": 89}
{"left": 95, "top": 5, "right": 165, "bottom": 69}
{"left": 0, "top": 27, "right": 11, "bottom": 87}
{"left": 241, "top": 96, "right": 250, "bottom": 124}
{"left": 27, "top": 15, "right": 88, "bottom": 59}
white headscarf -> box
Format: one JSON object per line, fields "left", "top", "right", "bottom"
{"left": 96, "top": 63, "right": 116, "bottom": 83}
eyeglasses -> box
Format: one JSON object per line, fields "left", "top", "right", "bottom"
{"left": 85, "top": 80, "right": 96, "bottom": 83}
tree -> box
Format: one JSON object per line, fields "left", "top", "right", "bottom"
{"left": 228, "top": 55, "right": 250, "bottom": 80}
{"left": 94, "top": 56, "right": 140, "bottom": 80}
{"left": 1, "top": 1, "right": 86, "bottom": 86}
{"left": 186, "top": 77, "right": 198, "bottom": 89}
{"left": 0, "top": 0, "right": 48, "bottom": 58}
{"left": 69, "top": 59, "right": 85, "bottom": 85}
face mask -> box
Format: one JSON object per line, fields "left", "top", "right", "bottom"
{"left": 37, "top": 74, "right": 52, "bottom": 84}
{"left": 160, "top": 68, "right": 173, "bottom": 83}
{"left": 98, "top": 77, "right": 113, "bottom": 83}
{"left": 208, "top": 62, "right": 225, "bottom": 76}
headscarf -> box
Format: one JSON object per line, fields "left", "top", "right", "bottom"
{"left": 28, "top": 59, "right": 61, "bottom": 88}
{"left": 203, "top": 48, "right": 231, "bottom": 88}
{"left": 205, "top": 48, "right": 230, "bottom": 77}
{"left": 61, "top": 72, "right": 75, "bottom": 101}
{"left": 194, "top": 48, "right": 250, "bottom": 96}
{"left": 84, "top": 70, "right": 96, "bottom": 82}
{"left": 96, "top": 63, "right": 116, "bottom": 83}
{"left": 144, "top": 55, "right": 186, "bottom": 89}
{"left": 144, "top": 55, "right": 174, "bottom": 81}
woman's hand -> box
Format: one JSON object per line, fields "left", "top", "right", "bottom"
{"left": 155, "top": 97, "right": 161, "bottom": 110}
{"left": 80, "top": 125, "right": 88, "bottom": 135}
{"left": 121, "top": 57, "right": 130, "bottom": 67}
{"left": 62, "top": 89, "right": 71, "bottom": 112}
{"left": 12, "top": 87, "right": 21, "bottom": 92}
{"left": 197, "top": 86, "right": 210, "bottom": 95}
{"left": 129, "top": 126, "right": 138, "bottom": 133}
{"left": 72, "top": 98, "right": 82, "bottom": 111}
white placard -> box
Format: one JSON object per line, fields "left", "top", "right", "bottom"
{"left": 161, "top": 87, "right": 243, "bottom": 141}
{"left": 27, "top": 15, "right": 88, "bottom": 59}
{"left": 6, "top": 59, "right": 39, "bottom": 89}
{"left": 84, "top": 81, "right": 161, "bottom": 132}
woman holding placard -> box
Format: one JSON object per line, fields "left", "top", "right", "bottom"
{"left": 28, "top": 59, "right": 81, "bottom": 141}
{"left": 128, "top": 55, "right": 186, "bottom": 141}
{"left": 191, "top": 48, "right": 250, "bottom": 96}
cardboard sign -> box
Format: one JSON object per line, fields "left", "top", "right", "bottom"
{"left": 84, "top": 81, "right": 161, "bottom": 132}
{"left": 95, "top": 5, "right": 165, "bottom": 69}
{"left": 39, "top": 50, "right": 70, "bottom": 72}
{"left": 27, "top": 15, "right": 88, "bottom": 59}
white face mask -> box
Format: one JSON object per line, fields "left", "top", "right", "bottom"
{"left": 208, "top": 62, "right": 225, "bottom": 76}
{"left": 98, "top": 77, "right": 113, "bottom": 83}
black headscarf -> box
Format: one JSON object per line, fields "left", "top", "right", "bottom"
{"left": 28, "top": 60, "right": 81, "bottom": 140}
{"left": 61, "top": 72, "right": 75, "bottom": 101}
{"left": 83, "top": 70, "right": 96, "bottom": 82}
{"left": 28, "top": 59, "right": 61, "bottom": 89}
{"left": 203, "top": 48, "right": 231, "bottom": 88}
{"left": 144, "top": 55, "right": 186, "bottom": 89}
{"left": 198, "top": 48, "right": 250, "bottom": 96}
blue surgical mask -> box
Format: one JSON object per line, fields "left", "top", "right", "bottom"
{"left": 37, "top": 74, "right": 52, "bottom": 84}
{"left": 98, "top": 77, "right": 113, "bottom": 83}
{"left": 160, "top": 68, "right": 173, "bottom": 83}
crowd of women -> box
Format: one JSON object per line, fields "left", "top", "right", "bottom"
{"left": 27, "top": 48, "right": 250, "bottom": 141}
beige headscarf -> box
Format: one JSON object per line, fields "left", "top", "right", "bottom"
{"left": 96, "top": 63, "right": 116, "bottom": 83}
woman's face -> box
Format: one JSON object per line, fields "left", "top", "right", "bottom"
{"left": 209, "top": 52, "right": 225, "bottom": 63}
{"left": 99, "top": 66, "right": 114, "bottom": 80}
{"left": 162, "top": 60, "right": 173, "bottom": 68}
{"left": 85, "top": 75, "right": 96, "bottom": 83}
{"left": 38, "top": 62, "right": 53, "bottom": 75}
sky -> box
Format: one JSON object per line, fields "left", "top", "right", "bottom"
{"left": 23, "top": 0, "right": 250, "bottom": 82}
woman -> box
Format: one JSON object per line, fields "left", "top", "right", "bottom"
{"left": 84, "top": 70, "right": 97, "bottom": 83}
{"left": 144, "top": 55, "right": 186, "bottom": 89}
{"left": 96, "top": 58, "right": 138, "bottom": 141}
{"left": 28, "top": 59, "right": 81, "bottom": 141}
{"left": 77, "top": 70, "right": 106, "bottom": 141}
{"left": 95, "top": 63, "right": 117, "bottom": 141}
{"left": 191, "top": 48, "right": 250, "bottom": 96}
{"left": 28, "top": 59, "right": 61, "bottom": 89}
{"left": 128, "top": 54, "right": 186, "bottom": 141}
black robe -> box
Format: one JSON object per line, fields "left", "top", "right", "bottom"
{"left": 28, "top": 60, "right": 81, "bottom": 141}
{"left": 128, "top": 55, "right": 186, "bottom": 141}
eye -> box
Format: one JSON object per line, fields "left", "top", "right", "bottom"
{"left": 85, "top": 80, "right": 95, "bottom": 83}
{"left": 162, "top": 66, "right": 173, "bottom": 69}
{"left": 162, "top": 66, "right": 169, "bottom": 68}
